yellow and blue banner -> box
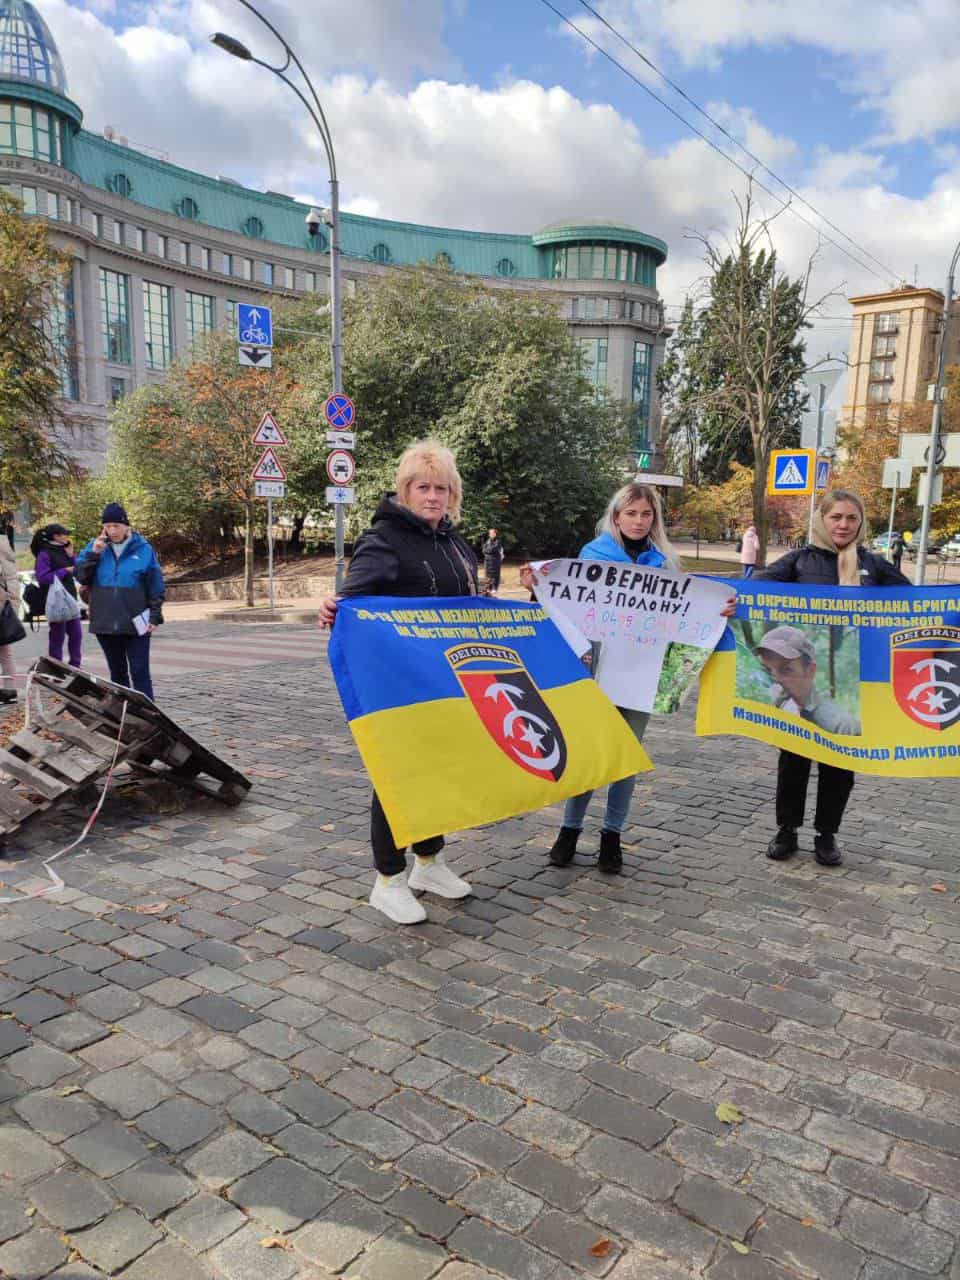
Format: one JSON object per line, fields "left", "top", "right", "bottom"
{"left": 329, "top": 597, "right": 652, "bottom": 846}
{"left": 697, "top": 580, "right": 960, "bottom": 776}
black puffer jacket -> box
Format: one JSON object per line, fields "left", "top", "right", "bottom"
{"left": 757, "top": 543, "right": 909, "bottom": 587}
{"left": 342, "top": 495, "right": 479, "bottom": 599}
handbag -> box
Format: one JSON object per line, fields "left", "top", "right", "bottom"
{"left": 0, "top": 600, "right": 26, "bottom": 646}
{"left": 46, "top": 575, "right": 82, "bottom": 623}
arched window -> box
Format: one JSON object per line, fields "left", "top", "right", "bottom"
{"left": 435, "top": 251, "right": 453, "bottom": 269}
{"left": 108, "top": 172, "right": 132, "bottom": 198}
{"left": 177, "top": 196, "right": 199, "bottom": 220}
{"left": 371, "top": 243, "right": 392, "bottom": 264}
{"left": 242, "top": 215, "right": 264, "bottom": 238}
{"left": 496, "top": 257, "right": 517, "bottom": 278}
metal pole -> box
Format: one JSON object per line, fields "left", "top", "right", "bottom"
{"left": 807, "top": 382, "right": 826, "bottom": 543}
{"left": 916, "top": 243, "right": 960, "bottom": 584}
{"left": 886, "top": 476, "right": 898, "bottom": 552}
{"left": 329, "top": 176, "right": 346, "bottom": 595}
{"left": 267, "top": 496, "right": 275, "bottom": 613}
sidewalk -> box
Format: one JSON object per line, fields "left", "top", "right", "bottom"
{"left": 0, "top": 623, "right": 958, "bottom": 1278}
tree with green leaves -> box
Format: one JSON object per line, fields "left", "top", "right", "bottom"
{"left": 0, "top": 191, "right": 82, "bottom": 508}
{"left": 658, "top": 190, "right": 828, "bottom": 561}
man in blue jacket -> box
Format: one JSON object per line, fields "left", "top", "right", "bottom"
{"left": 75, "top": 503, "right": 165, "bottom": 701}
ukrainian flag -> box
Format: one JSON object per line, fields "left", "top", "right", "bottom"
{"left": 329, "top": 597, "right": 651, "bottom": 847}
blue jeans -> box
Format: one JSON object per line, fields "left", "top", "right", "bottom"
{"left": 563, "top": 707, "right": 649, "bottom": 834}
{"left": 741, "top": 564, "right": 755, "bottom": 579}
{"left": 96, "top": 634, "right": 154, "bottom": 701}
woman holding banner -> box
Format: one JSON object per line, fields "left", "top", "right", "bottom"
{"left": 319, "top": 440, "right": 480, "bottom": 925}
{"left": 757, "top": 488, "right": 908, "bottom": 867}
{"left": 523, "top": 482, "right": 684, "bottom": 873}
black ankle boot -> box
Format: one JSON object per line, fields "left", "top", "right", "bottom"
{"left": 766, "top": 827, "right": 798, "bottom": 860}
{"left": 598, "top": 829, "right": 622, "bottom": 873}
{"left": 0, "top": 689, "right": 16, "bottom": 704}
{"left": 548, "top": 826, "right": 579, "bottom": 867}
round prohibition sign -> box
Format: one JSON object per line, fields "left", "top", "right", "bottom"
{"left": 326, "top": 449, "right": 356, "bottom": 485}
{"left": 324, "top": 393, "right": 356, "bottom": 428}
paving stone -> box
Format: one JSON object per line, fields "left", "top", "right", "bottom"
{"left": 116, "top": 1007, "right": 192, "bottom": 1046}
{"left": 448, "top": 1120, "right": 527, "bottom": 1172}
{"left": 0, "top": 1124, "right": 63, "bottom": 1181}
{"left": 328, "top": 1065, "right": 397, "bottom": 1107}
{"left": 13, "top": 1088, "right": 99, "bottom": 1142}
{"left": 238, "top": 1018, "right": 311, "bottom": 1059}
{"left": 117, "top": 1239, "right": 212, "bottom": 1280}
{"left": 353, "top": 1224, "right": 449, "bottom": 1280}
{"left": 577, "top": 1134, "right": 682, "bottom": 1200}
{"left": 4, "top": 990, "right": 69, "bottom": 1025}
{"left": 208, "top": 1221, "right": 300, "bottom": 1280}
{"left": 575, "top": 1086, "right": 674, "bottom": 1148}
{"left": 233, "top": 1054, "right": 292, "bottom": 1091}
{"left": 227, "top": 1089, "right": 293, "bottom": 1136}
{"left": 4, "top": 1043, "right": 76, "bottom": 1087}
{"left": 490, "top": 1053, "right": 588, "bottom": 1108}
{"left": 830, "top": 1154, "right": 927, "bottom": 1212}
{"left": 29, "top": 1171, "right": 115, "bottom": 1231}
{"left": 180, "top": 993, "right": 258, "bottom": 1032}
{"left": 278, "top": 1077, "right": 349, "bottom": 1126}
{"left": 73, "top": 1207, "right": 162, "bottom": 1274}
{"left": 108, "top": 1157, "right": 194, "bottom": 1217}
{"left": 0, "top": 1020, "right": 31, "bottom": 1057}
{"left": 509, "top": 1148, "right": 599, "bottom": 1210}
{"left": 181, "top": 1067, "right": 244, "bottom": 1104}
{"left": 805, "top": 1112, "right": 892, "bottom": 1165}
{"left": 294, "top": 1192, "right": 391, "bottom": 1269}
{"left": 752, "top": 1208, "right": 864, "bottom": 1280}
{"left": 396, "top": 1144, "right": 478, "bottom": 1197}
{"left": 63, "top": 1120, "right": 150, "bottom": 1178}
{"left": 459, "top": 1173, "right": 542, "bottom": 1230}
{"left": 228, "top": 1157, "right": 339, "bottom": 1231}
{"left": 165, "top": 1192, "right": 247, "bottom": 1251}
{"left": 449, "top": 1217, "right": 557, "bottom": 1280}
{"left": 674, "top": 1172, "right": 762, "bottom": 1240}
{"left": 430, "top": 1070, "right": 521, "bottom": 1124}
{"left": 334, "top": 1154, "right": 405, "bottom": 1202}
{"left": 272, "top": 1123, "right": 349, "bottom": 1173}
{"left": 184, "top": 1129, "right": 274, "bottom": 1189}
{"left": 330, "top": 1111, "right": 416, "bottom": 1160}
{"left": 586, "top": 1186, "right": 716, "bottom": 1271}
{"left": 387, "top": 1184, "right": 464, "bottom": 1240}
{"left": 136, "top": 1097, "right": 219, "bottom": 1152}
{"left": 504, "top": 1100, "right": 592, "bottom": 1159}
{"left": 79, "top": 1034, "right": 144, "bottom": 1072}
{"left": 839, "top": 1195, "right": 953, "bottom": 1273}
{"left": 525, "top": 1210, "right": 623, "bottom": 1277}
{"left": 84, "top": 1064, "right": 175, "bottom": 1118}
{"left": 376, "top": 1089, "right": 464, "bottom": 1143}
{"left": 0, "top": 1226, "right": 68, "bottom": 1280}
{"left": 35, "top": 1012, "right": 109, "bottom": 1051}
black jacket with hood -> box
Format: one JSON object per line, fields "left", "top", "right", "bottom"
{"left": 342, "top": 495, "right": 479, "bottom": 599}
{"left": 756, "top": 543, "right": 909, "bottom": 588}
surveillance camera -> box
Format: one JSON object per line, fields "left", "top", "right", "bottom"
{"left": 305, "top": 207, "right": 324, "bottom": 236}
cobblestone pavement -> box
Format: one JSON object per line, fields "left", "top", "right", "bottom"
{"left": 1, "top": 622, "right": 959, "bottom": 1279}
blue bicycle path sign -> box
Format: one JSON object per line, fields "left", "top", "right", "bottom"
{"left": 324, "top": 393, "right": 356, "bottom": 428}
{"left": 238, "top": 303, "right": 273, "bottom": 348}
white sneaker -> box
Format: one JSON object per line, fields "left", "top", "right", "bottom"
{"left": 369, "top": 873, "right": 427, "bottom": 925}
{"left": 407, "top": 852, "right": 472, "bottom": 899}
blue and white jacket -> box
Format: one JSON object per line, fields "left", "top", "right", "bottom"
{"left": 577, "top": 531, "right": 667, "bottom": 568}
{"left": 75, "top": 531, "right": 165, "bottom": 635}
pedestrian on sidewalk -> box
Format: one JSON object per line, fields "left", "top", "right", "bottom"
{"left": 482, "top": 528, "right": 504, "bottom": 596}
{"left": 31, "top": 523, "right": 82, "bottom": 669}
{"left": 75, "top": 504, "right": 165, "bottom": 701}
{"left": 738, "top": 523, "right": 759, "bottom": 578}
{"left": 0, "top": 531, "right": 22, "bottom": 703}
{"left": 522, "top": 481, "right": 735, "bottom": 874}
{"left": 319, "top": 440, "right": 479, "bottom": 925}
{"left": 757, "top": 488, "right": 908, "bottom": 867}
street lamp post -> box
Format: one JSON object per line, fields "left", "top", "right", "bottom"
{"left": 212, "top": 3, "right": 346, "bottom": 592}
{"left": 915, "top": 239, "right": 960, "bottom": 585}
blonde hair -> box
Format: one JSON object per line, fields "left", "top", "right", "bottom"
{"left": 395, "top": 439, "right": 463, "bottom": 522}
{"left": 818, "top": 489, "right": 866, "bottom": 542}
{"left": 598, "top": 482, "right": 680, "bottom": 571}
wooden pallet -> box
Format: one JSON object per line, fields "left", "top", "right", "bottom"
{"left": 0, "top": 658, "right": 252, "bottom": 839}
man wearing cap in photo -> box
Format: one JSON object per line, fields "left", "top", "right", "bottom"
{"left": 755, "top": 626, "right": 861, "bottom": 737}
{"left": 75, "top": 504, "right": 165, "bottom": 700}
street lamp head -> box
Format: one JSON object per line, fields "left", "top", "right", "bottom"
{"left": 211, "top": 32, "right": 253, "bottom": 60}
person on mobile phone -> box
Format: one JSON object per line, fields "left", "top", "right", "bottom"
{"left": 75, "top": 503, "right": 165, "bottom": 700}
{"left": 31, "top": 523, "right": 82, "bottom": 669}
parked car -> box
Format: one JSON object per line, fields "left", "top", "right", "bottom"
{"left": 871, "top": 532, "right": 894, "bottom": 554}
{"left": 942, "top": 534, "right": 960, "bottom": 561}
{"left": 904, "top": 530, "right": 946, "bottom": 561}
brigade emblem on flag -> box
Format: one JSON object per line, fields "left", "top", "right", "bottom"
{"left": 891, "top": 627, "right": 960, "bottom": 731}
{"left": 446, "top": 643, "right": 568, "bottom": 780}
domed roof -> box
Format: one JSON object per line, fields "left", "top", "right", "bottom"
{"left": 0, "top": 0, "right": 67, "bottom": 94}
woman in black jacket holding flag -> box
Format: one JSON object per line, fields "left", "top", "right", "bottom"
{"left": 319, "top": 439, "right": 480, "bottom": 925}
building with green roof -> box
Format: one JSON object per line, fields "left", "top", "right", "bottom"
{"left": 0, "top": 0, "right": 671, "bottom": 470}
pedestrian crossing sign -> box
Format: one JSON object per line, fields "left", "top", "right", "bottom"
{"left": 815, "top": 457, "right": 831, "bottom": 492}
{"left": 767, "top": 448, "right": 814, "bottom": 496}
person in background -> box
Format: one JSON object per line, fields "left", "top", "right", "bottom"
{"left": 0, "top": 511, "right": 14, "bottom": 552}
{"left": 757, "top": 488, "right": 908, "bottom": 867}
{"left": 482, "top": 527, "right": 504, "bottom": 596}
{"left": 890, "top": 531, "right": 905, "bottom": 572}
{"left": 319, "top": 441, "right": 479, "bottom": 925}
{"left": 739, "top": 523, "right": 760, "bottom": 578}
{"left": 75, "top": 504, "right": 165, "bottom": 700}
{"left": 523, "top": 481, "right": 735, "bottom": 873}
{"left": 0, "top": 531, "right": 21, "bottom": 702}
{"left": 31, "top": 523, "right": 82, "bottom": 669}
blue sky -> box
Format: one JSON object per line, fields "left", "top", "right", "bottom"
{"left": 42, "top": 0, "right": 960, "bottom": 328}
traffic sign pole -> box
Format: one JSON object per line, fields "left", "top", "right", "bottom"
{"left": 807, "top": 383, "right": 826, "bottom": 543}
{"left": 267, "top": 497, "right": 275, "bottom": 613}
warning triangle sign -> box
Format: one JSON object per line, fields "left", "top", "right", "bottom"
{"left": 776, "top": 457, "right": 806, "bottom": 487}
{"left": 252, "top": 412, "right": 286, "bottom": 446}
{"left": 252, "top": 447, "right": 287, "bottom": 482}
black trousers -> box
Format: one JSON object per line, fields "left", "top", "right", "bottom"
{"left": 371, "top": 792, "right": 443, "bottom": 876}
{"left": 776, "top": 749, "right": 854, "bottom": 835}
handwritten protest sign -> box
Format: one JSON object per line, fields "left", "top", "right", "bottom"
{"left": 533, "top": 559, "right": 731, "bottom": 713}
